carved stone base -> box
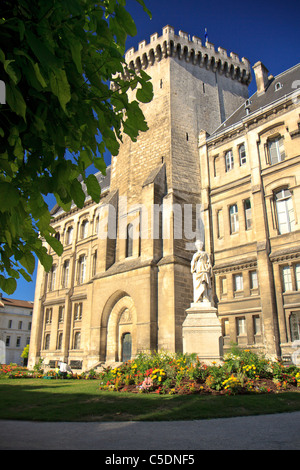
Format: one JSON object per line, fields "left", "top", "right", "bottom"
{"left": 182, "top": 302, "right": 223, "bottom": 364}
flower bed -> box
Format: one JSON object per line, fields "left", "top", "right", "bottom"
{"left": 0, "top": 364, "right": 99, "bottom": 380}
{"left": 98, "top": 348, "right": 300, "bottom": 396}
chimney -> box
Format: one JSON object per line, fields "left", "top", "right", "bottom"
{"left": 253, "top": 61, "right": 269, "bottom": 95}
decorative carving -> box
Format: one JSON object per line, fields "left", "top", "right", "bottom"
{"left": 119, "top": 308, "right": 132, "bottom": 325}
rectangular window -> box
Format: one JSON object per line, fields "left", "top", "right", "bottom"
{"left": 295, "top": 264, "right": 300, "bottom": 291}
{"left": 74, "top": 303, "right": 82, "bottom": 321}
{"left": 250, "top": 271, "right": 258, "bottom": 290}
{"left": 225, "top": 150, "right": 234, "bottom": 172}
{"left": 45, "top": 308, "right": 52, "bottom": 324}
{"left": 223, "top": 319, "right": 230, "bottom": 336}
{"left": 16, "top": 336, "right": 21, "bottom": 347}
{"left": 268, "top": 137, "right": 285, "bottom": 164}
{"left": 8, "top": 320, "right": 12, "bottom": 328}
{"left": 239, "top": 144, "right": 247, "bottom": 165}
{"left": 236, "top": 317, "right": 246, "bottom": 336}
{"left": 282, "top": 266, "right": 292, "bottom": 292}
{"left": 244, "top": 199, "right": 252, "bottom": 230}
{"left": 5, "top": 336, "right": 10, "bottom": 347}
{"left": 58, "top": 306, "right": 64, "bottom": 323}
{"left": 92, "top": 250, "right": 97, "bottom": 276}
{"left": 275, "top": 189, "right": 295, "bottom": 234}
{"left": 253, "top": 315, "right": 261, "bottom": 335}
{"left": 290, "top": 312, "right": 300, "bottom": 341}
{"left": 234, "top": 273, "right": 243, "bottom": 292}
{"left": 229, "top": 204, "right": 239, "bottom": 233}
{"left": 217, "top": 210, "right": 224, "bottom": 238}
{"left": 18, "top": 321, "right": 22, "bottom": 330}
{"left": 220, "top": 276, "right": 227, "bottom": 295}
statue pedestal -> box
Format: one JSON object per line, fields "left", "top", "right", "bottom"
{"left": 182, "top": 302, "right": 223, "bottom": 364}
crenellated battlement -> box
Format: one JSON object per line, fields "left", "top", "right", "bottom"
{"left": 123, "top": 25, "right": 252, "bottom": 85}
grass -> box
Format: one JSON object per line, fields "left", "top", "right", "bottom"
{"left": 0, "top": 378, "right": 300, "bottom": 422}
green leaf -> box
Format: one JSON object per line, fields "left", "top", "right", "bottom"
{"left": 36, "top": 246, "right": 53, "bottom": 273}
{"left": 25, "top": 30, "right": 62, "bottom": 70}
{"left": 0, "top": 183, "right": 19, "bottom": 211}
{"left": 0, "top": 276, "right": 17, "bottom": 295}
{"left": 85, "top": 173, "right": 101, "bottom": 203}
{"left": 70, "top": 178, "right": 86, "bottom": 208}
{"left": 44, "top": 233, "right": 63, "bottom": 256}
{"left": 134, "top": 0, "right": 152, "bottom": 18}
{"left": 20, "top": 251, "right": 36, "bottom": 275}
{"left": 70, "top": 39, "right": 83, "bottom": 74}
{"left": 4, "top": 60, "right": 18, "bottom": 84}
{"left": 136, "top": 80, "right": 153, "bottom": 103}
{"left": 19, "top": 268, "right": 32, "bottom": 283}
{"left": 6, "top": 82, "right": 26, "bottom": 121}
{"left": 49, "top": 68, "right": 71, "bottom": 113}
{"left": 115, "top": 4, "right": 137, "bottom": 37}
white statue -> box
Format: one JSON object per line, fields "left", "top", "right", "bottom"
{"left": 191, "top": 240, "right": 212, "bottom": 304}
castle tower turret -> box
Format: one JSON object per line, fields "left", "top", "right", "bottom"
{"left": 110, "top": 25, "right": 251, "bottom": 200}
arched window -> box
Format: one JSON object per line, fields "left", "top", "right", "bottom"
{"left": 57, "top": 332, "right": 63, "bottom": 350}
{"left": 81, "top": 220, "right": 89, "bottom": 239}
{"left": 77, "top": 255, "right": 86, "bottom": 284}
{"left": 275, "top": 189, "right": 295, "bottom": 234}
{"left": 44, "top": 334, "right": 50, "bottom": 350}
{"left": 62, "top": 260, "right": 70, "bottom": 288}
{"left": 74, "top": 331, "right": 81, "bottom": 350}
{"left": 66, "top": 226, "right": 73, "bottom": 245}
{"left": 126, "top": 224, "right": 133, "bottom": 258}
{"left": 48, "top": 265, "right": 57, "bottom": 291}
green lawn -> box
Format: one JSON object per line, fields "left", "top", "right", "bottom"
{"left": 0, "top": 378, "right": 300, "bottom": 422}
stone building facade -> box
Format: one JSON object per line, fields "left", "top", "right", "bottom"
{"left": 0, "top": 295, "right": 34, "bottom": 365}
{"left": 200, "top": 61, "right": 300, "bottom": 360}
{"left": 28, "top": 26, "right": 300, "bottom": 371}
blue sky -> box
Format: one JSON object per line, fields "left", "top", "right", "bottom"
{"left": 3, "top": 0, "right": 299, "bottom": 301}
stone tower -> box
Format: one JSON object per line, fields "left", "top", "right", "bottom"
{"left": 108, "top": 26, "right": 252, "bottom": 351}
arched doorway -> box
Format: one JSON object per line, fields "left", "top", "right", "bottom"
{"left": 101, "top": 292, "right": 136, "bottom": 362}
{"left": 121, "top": 333, "right": 132, "bottom": 362}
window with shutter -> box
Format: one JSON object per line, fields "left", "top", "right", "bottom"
{"left": 275, "top": 189, "right": 295, "bottom": 234}
{"left": 268, "top": 137, "right": 285, "bottom": 164}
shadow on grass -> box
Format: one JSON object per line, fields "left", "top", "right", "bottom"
{"left": 0, "top": 379, "right": 300, "bottom": 422}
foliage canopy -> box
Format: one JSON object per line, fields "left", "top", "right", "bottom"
{"left": 0, "top": 0, "right": 153, "bottom": 294}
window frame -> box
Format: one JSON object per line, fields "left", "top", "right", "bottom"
{"left": 225, "top": 150, "right": 234, "bottom": 172}
{"left": 229, "top": 204, "right": 239, "bottom": 234}
{"left": 274, "top": 188, "right": 295, "bottom": 235}
{"left": 239, "top": 143, "right": 247, "bottom": 166}
{"left": 268, "top": 136, "right": 285, "bottom": 165}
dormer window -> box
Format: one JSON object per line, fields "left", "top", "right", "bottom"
{"left": 275, "top": 82, "right": 283, "bottom": 91}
